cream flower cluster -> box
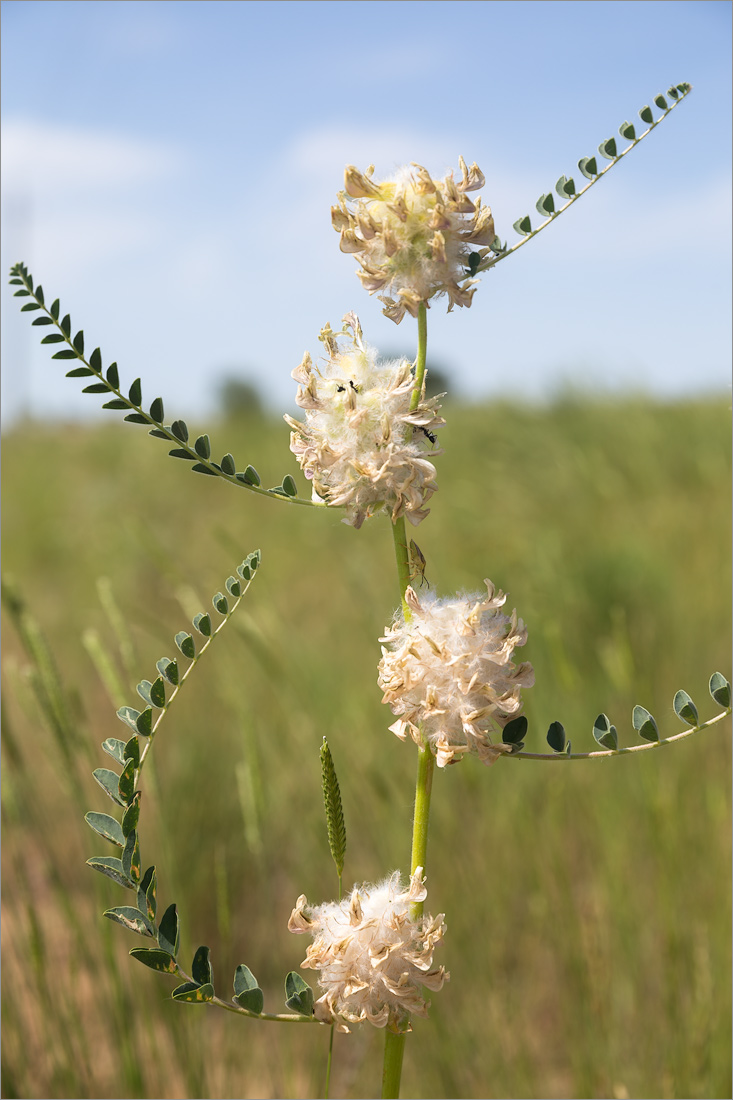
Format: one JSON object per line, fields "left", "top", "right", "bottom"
{"left": 331, "top": 157, "right": 495, "bottom": 323}
{"left": 284, "top": 313, "right": 445, "bottom": 529}
{"left": 288, "top": 867, "right": 447, "bottom": 1032}
{"left": 378, "top": 583, "right": 535, "bottom": 767}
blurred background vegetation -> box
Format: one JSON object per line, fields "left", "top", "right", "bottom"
{"left": 2, "top": 391, "right": 731, "bottom": 1099}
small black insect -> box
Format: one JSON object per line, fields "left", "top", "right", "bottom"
{"left": 416, "top": 426, "right": 437, "bottom": 445}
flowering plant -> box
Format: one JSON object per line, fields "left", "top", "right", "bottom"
{"left": 8, "top": 80, "right": 730, "bottom": 1099}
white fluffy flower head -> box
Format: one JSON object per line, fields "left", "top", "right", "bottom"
{"left": 332, "top": 157, "right": 495, "bottom": 323}
{"left": 288, "top": 867, "right": 447, "bottom": 1032}
{"left": 378, "top": 582, "right": 535, "bottom": 767}
{"left": 284, "top": 313, "right": 444, "bottom": 528}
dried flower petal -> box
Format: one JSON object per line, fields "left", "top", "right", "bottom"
{"left": 288, "top": 868, "right": 448, "bottom": 1032}
{"left": 378, "top": 583, "right": 534, "bottom": 767}
{"left": 334, "top": 159, "right": 495, "bottom": 322}
{"left": 285, "top": 314, "right": 444, "bottom": 528}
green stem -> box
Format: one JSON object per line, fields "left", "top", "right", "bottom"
{"left": 409, "top": 745, "right": 435, "bottom": 897}
{"left": 391, "top": 516, "right": 411, "bottom": 616}
{"left": 325, "top": 1023, "right": 335, "bottom": 1098}
{"left": 382, "top": 1029, "right": 406, "bottom": 1099}
{"left": 381, "top": 302, "right": 434, "bottom": 1099}
{"left": 409, "top": 303, "right": 428, "bottom": 412}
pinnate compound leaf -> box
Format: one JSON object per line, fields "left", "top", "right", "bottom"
{"left": 67, "top": 367, "right": 94, "bottom": 377}
{"left": 93, "top": 768, "right": 124, "bottom": 806}
{"left": 41, "top": 334, "right": 66, "bottom": 343}
{"left": 673, "top": 690, "right": 698, "bottom": 726}
{"left": 172, "top": 982, "right": 214, "bottom": 1003}
{"left": 285, "top": 972, "right": 314, "bottom": 1016}
{"left": 546, "top": 721, "right": 566, "bottom": 753}
{"left": 89, "top": 347, "right": 103, "bottom": 371}
{"left": 103, "top": 400, "right": 130, "bottom": 412}
{"left": 130, "top": 948, "right": 177, "bottom": 973}
{"left": 175, "top": 632, "right": 196, "bottom": 659}
{"left": 87, "top": 856, "right": 134, "bottom": 889}
{"left": 555, "top": 175, "right": 576, "bottom": 199}
{"left": 148, "top": 428, "right": 169, "bottom": 440}
{"left": 598, "top": 137, "right": 617, "bottom": 159}
{"left": 169, "top": 448, "right": 196, "bottom": 460}
{"left": 73, "top": 330, "right": 84, "bottom": 354}
{"left": 709, "top": 672, "right": 731, "bottom": 709}
{"left": 125, "top": 413, "right": 149, "bottom": 424}
{"left": 32, "top": 316, "right": 55, "bottom": 326}
{"left": 104, "top": 906, "right": 156, "bottom": 938}
{"left": 619, "top": 121, "right": 636, "bottom": 140}
{"left": 654, "top": 93, "right": 668, "bottom": 110}
{"left": 82, "top": 384, "right": 112, "bottom": 394}
{"left": 129, "top": 378, "right": 142, "bottom": 405}
{"left": 220, "top": 453, "right": 236, "bottom": 476}
{"left": 171, "top": 419, "right": 189, "bottom": 442}
{"left": 105, "top": 362, "right": 119, "bottom": 387}
{"left": 632, "top": 705, "right": 659, "bottom": 742}
{"left": 52, "top": 350, "right": 80, "bottom": 360}
{"left": 192, "top": 463, "right": 219, "bottom": 476}
{"left": 149, "top": 397, "right": 164, "bottom": 422}
{"left": 50, "top": 298, "right": 60, "bottom": 320}
{"left": 282, "top": 474, "right": 298, "bottom": 497}
{"left": 85, "top": 811, "right": 125, "bottom": 847}
{"left": 536, "top": 193, "right": 555, "bottom": 217}
{"left": 578, "top": 156, "right": 598, "bottom": 179}
{"left": 158, "top": 902, "right": 180, "bottom": 956}
{"left": 639, "top": 105, "right": 654, "bottom": 125}
{"left": 513, "top": 215, "right": 532, "bottom": 235}
{"left": 192, "top": 945, "right": 213, "bottom": 987}
{"left": 60, "top": 314, "right": 71, "bottom": 337}
{"left": 592, "top": 713, "right": 618, "bottom": 750}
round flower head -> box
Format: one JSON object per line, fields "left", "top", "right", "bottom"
{"left": 331, "top": 157, "right": 495, "bottom": 323}
{"left": 378, "top": 582, "right": 535, "bottom": 767}
{"left": 284, "top": 313, "right": 445, "bottom": 529}
{"left": 288, "top": 867, "right": 447, "bottom": 1033}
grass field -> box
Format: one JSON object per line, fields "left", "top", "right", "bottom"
{"left": 2, "top": 393, "right": 731, "bottom": 1100}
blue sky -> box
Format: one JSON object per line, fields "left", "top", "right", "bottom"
{"left": 2, "top": 0, "right": 731, "bottom": 425}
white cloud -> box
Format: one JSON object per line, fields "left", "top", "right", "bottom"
{"left": 1, "top": 117, "right": 184, "bottom": 193}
